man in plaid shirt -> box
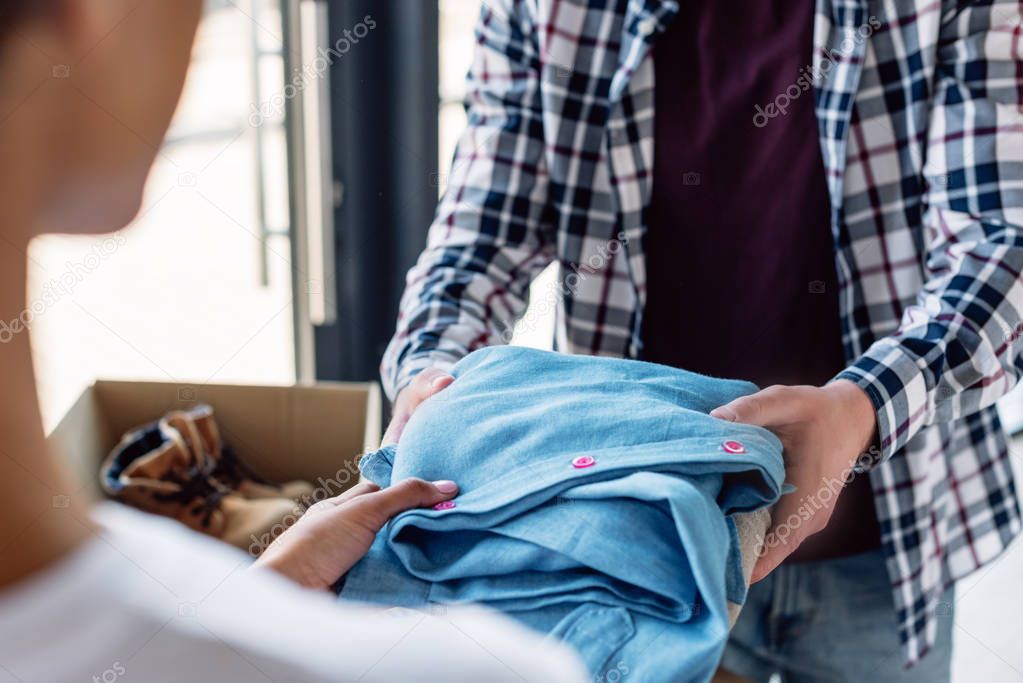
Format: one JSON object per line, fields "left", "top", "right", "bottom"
{"left": 380, "top": 0, "right": 1023, "bottom": 679}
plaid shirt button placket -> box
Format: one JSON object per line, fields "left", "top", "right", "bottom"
{"left": 382, "top": 0, "right": 1023, "bottom": 666}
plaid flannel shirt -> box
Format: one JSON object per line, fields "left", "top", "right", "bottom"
{"left": 382, "top": 0, "right": 1023, "bottom": 665}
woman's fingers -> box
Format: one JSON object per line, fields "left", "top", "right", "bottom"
{"left": 306, "top": 482, "right": 380, "bottom": 512}
{"left": 347, "top": 478, "right": 459, "bottom": 530}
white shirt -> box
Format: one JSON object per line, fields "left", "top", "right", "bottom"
{"left": 0, "top": 504, "right": 587, "bottom": 683}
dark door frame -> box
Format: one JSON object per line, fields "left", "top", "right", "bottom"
{"left": 313, "top": 0, "right": 440, "bottom": 384}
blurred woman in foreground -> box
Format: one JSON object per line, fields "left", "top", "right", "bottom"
{"left": 0, "top": 2, "right": 584, "bottom": 681}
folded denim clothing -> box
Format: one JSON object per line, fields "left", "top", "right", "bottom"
{"left": 342, "top": 347, "right": 786, "bottom": 683}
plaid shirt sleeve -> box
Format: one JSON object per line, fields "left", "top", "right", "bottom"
{"left": 379, "top": 0, "right": 555, "bottom": 401}
{"left": 837, "top": 1, "right": 1023, "bottom": 462}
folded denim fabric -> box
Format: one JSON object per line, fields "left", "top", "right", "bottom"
{"left": 342, "top": 347, "right": 785, "bottom": 682}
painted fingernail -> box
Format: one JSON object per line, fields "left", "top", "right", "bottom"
{"left": 432, "top": 480, "right": 458, "bottom": 494}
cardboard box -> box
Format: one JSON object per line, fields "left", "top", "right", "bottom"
{"left": 48, "top": 379, "right": 382, "bottom": 500}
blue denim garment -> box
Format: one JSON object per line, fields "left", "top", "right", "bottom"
{"left": 342, "top": 347, "right": 786, "bottom": 682}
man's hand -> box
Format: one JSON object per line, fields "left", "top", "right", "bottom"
{"left": 381, "top": 368, "right": 454, "bottom": 446}
{"left": 710, "top": 379, "right": 877, "bottom": 582}
{"left": 253, "top": 478, "right": 459, "bottom": 590}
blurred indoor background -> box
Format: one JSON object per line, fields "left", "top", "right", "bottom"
{"left": 30, "top": 0, "right": 559, "bottom": 431}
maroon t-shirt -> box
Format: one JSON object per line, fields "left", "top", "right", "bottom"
{"left": 639, "top": 2, "right": 880, "bottom": 560}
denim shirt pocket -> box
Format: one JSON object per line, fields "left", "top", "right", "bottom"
{"left": 358, "top": 444, "right": 397, "bottom": 487}
{"left": 549, "top": 604, "right": 635, "bottom": 679}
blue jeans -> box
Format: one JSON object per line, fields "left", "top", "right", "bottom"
{"left": 721, "top": 549, "right": 954, "bottom": 682}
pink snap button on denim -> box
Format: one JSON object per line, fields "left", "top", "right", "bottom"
{"left": 722, "top": 440, "right": 745, "bottom": 454}
{"left": 433, "top": 501, "right": 456, "bottom": 511}
{"left": 572, "top": 455, "right": 597, "bottom": 469}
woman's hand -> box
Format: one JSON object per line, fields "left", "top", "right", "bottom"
{"left": 256, "top": 368, "right": 458, "bottom": 591}
{"left": 253, "top": 478, "right": 459, "bottom": 590}
{"left": 711, "top": 379, "right": 877, "bottom": 582}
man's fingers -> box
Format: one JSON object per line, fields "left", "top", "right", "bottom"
{"left": 751, "top": 542, "right": 790, "bottom": 584}
{"left": 751, "top": 507, "right": 801, "bottom": 582}
{"left": 349, "top": 478, "right": 459, "bottom": 530}
{"left": 405, "top": 369, "right": 454, "bottom": 410}
{"left": 710, "top": 385, "right": 808, "bottom": 428}
{"left": 381, "top": 369, "right": 454, "bottom": 446}
{"left": 751, "top": 490, "right": 826, "bottom": 583}
{"left": 380, "top": 414, "right": 410, "bottom": 448}
{"left": 713, "top": 386, "right": 814, "bottom": 579}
